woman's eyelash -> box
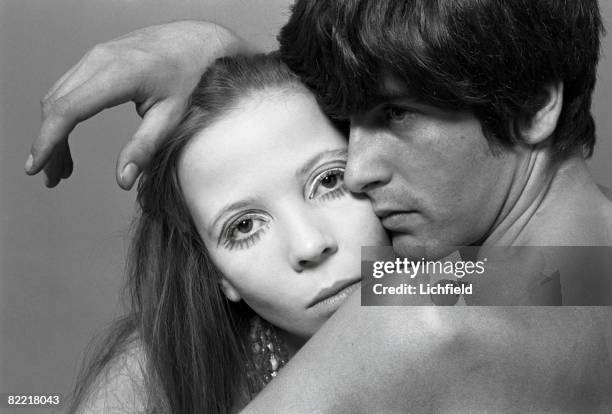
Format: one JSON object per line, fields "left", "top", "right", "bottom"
{"left": 219, "top": 212, "right": 269, "bottom": 250}
{"left": 317, "top": 186, "right": 346, "bottom": 201}
{"left": 308, "top": 167, "right": 347, "bottom": 200}
{"left": 223, "top": 226, "right": 267, "bottom": 251}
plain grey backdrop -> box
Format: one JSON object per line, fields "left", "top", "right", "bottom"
{"left": 1, "top": 0, "right": 611, "bottom": 412}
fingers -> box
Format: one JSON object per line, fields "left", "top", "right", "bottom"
{"left": 28, "top": 67, "right": 138, "bottom": 177}
{"left": 116, "top": 99, "right": 186, "bottom": 190}
{"left": 42, "top": 140, "right": 73, "bottom": 188}
{"left": 62, "top": 141, "right": 74, "bottom": 179}
{"left": 27, "top": 57, "right": 97, "bottom": 178}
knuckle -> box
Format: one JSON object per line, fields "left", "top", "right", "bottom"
{"left": 92, "top": 41, "right": 151, "bottom": 64}
{"left": 30, "top": 142, "right": 45, "bottom": 157}
{"left": 42, "top": 96, "right": 73, "bottom": 118}
{"left": 89, "top": 43, "right": 112, "bottom": 59}
{"left": 131, "top": 137, "right": 156, "bottom": 159}
{"left": 41, "top": 91, "right": 53, "bottom": 104}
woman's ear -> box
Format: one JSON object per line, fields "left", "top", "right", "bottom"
{"left": 519, "top": 82, "right": 564, "bottom": 145}
{"left": 220, "top": 278, "right": 242, "bottom": 302}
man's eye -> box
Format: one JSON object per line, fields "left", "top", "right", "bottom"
{"left": 383, "top": 106, "right": 413, "bottom": 123}
{"left": 308, "top": 168, "right": 346, "bottom": 200}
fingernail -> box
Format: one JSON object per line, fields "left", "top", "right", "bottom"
{"left": 25, "top": 154, "right": 34, "bottom": 173}
{"left": 121, "top": 163, "right": 139, "bottom": 187}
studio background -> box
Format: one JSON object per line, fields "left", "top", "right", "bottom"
{"left": 1, "top": 1, "right": 611, "bottom": 412}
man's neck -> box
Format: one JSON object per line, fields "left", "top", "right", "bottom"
{"left": 483, "top": 151, "right": 612, "bottom": 246}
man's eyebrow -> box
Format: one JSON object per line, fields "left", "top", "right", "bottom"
{"left": 371, "top": 86, "right": 419, "bottom": 106}
{"left": 296, "top": 148, "right": 348, "bottom": 180}
{"left": 369, "top": 74, "right": 415, "bottom": 107}
{"left": 364, "top": 91, "right": 428, "bottom": 116}
{"left": 374, "top": 88, "right": 409, "bottom": 101}
{"left": 210, "top": 197, "right": 259, "bottom": 241}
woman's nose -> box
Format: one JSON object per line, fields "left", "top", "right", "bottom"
{"left": 287, "top": 213, "right": 338, "bottom": 272}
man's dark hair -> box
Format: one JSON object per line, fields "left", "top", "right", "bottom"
{"left": 279, "top": 0, "right": 604, "bottom": 158}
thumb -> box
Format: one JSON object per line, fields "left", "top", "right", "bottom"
{"left": 116, "top": 99, "right": 187, "bottom": 190}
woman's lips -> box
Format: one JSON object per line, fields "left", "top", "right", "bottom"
{"left": 308, "top": 279, "right": 361, "bottom": 313}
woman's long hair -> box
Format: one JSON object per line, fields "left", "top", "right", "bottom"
{"left": 68, "top": 53, "right": 304, "bottom": 413}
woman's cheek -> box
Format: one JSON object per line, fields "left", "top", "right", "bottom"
{"left": 212, "top": 242, "right": 263, "bottom": 269}
{"left": 339, "top": 199, "right": 389, "bottom": 244}
{"left": 213, "top": 250, "right": 279, "bottom": 292}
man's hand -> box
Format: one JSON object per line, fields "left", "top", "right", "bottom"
{"left": 27, "top": 21, "right": 250, "bottom": 189}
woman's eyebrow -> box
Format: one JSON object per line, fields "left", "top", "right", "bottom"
{"left": 296, "top": 148, "right": 348, "bottom": 180}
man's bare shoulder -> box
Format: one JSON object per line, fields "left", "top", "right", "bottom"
{"left": 433, "top": 308, "right": 612, "bottom": 412}
{"left": 336, "top": 306, "right": 612, "bottom": 411}
{"left": 76, "top": 338, "right": 148, "bottom": 414}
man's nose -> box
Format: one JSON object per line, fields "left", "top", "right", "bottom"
{"left": 287, "top": 211, "right": 338, "bottom": 272}
{"left": 344, "top": 121, "right": 391, "bottom": 194}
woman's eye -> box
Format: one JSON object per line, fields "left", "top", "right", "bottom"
{"left": 222, "top": 214, "right": 270, "bottom": 250}
{"left": 309, "top": 168, "right": 346, "bottom": 200}
{"left": 228, "top": 216, "right": 267, "bottom": 241}
{"left": 234, "top": 218, "right": 254, "bottom": 234}
{"left": 320, "top": 173, "right": 339, "bottom": 189}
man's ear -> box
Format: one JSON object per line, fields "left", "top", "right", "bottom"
{"left": 220, "top": 278, "right": 242, "bottom": 302}
{"left": 518, "top": 82, "right": 564, "bottom": 145}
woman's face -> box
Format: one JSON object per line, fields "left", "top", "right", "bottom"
{"left": 178, "top": 87, "right": 389, "bottom": 339}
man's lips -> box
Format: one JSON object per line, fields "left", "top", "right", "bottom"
{"left": 308, "top": 278, "right": 361, "bottom": 308}
{"left": 374, "top": 206, "right": 417, "bottom": 219}
{"left": 375, "top": 209, "right": 420, "bottom": 231}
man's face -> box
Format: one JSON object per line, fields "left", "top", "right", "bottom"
{"left": 345, "top": 74, "right": 521, "bottom": 259}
